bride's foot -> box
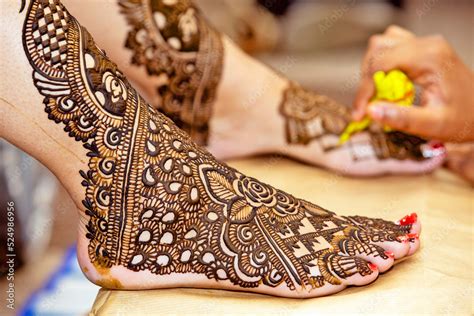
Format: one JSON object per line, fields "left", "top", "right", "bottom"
{"left": 64, "top": 0, "right": 446, "bottom": 176}
{"left": 1, "top": 0, "right": 421, "bottom": 298}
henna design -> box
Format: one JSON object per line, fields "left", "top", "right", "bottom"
{"left": 279, "top": 82, "right": 428, "bottom": 161}
{"left": 280, "top": 82, "right": 350, "bottom": 145}
{"left": 22, "top": 0, "right": 411, "bottom": 291}
{"left": 118, "top": 0, "right": 224, "bottom": 145}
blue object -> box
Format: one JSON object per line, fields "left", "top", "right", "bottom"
{"left": 20, "top": 245, "right": 99, "bottom": 316}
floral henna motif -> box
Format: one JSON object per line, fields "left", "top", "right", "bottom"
{"left": 22, "top": 0, "right": 411, "bottom": 292}
{"left": 279, "top": 82, "right": 429, "bottom": 161}
{"left": 279, "top": 82, "right": 349, "bottom": 145}
{"left": 118, "top": 0, "right": 224, "bottom": 145}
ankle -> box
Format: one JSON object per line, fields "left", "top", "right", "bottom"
{"left": 0, "top": 4, "right": 87, "bottom": 206}
{"left": 208, "top": 37, "right": 290, "bottom": 158}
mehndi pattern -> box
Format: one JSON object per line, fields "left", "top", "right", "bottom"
{"left": 22, "top": 0, "right": 411, "bottom": 292}
{"left": 118, "top": 0, "right": 224, "bottom": 145}
{"left": 279, "top": 82, "right": 428, "bottom": 161}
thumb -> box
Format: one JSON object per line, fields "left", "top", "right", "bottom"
{"left": 368, "top": 102, "right": 445, "bottom": 139}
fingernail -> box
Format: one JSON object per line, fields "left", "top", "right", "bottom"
{"left": 368, "top": 263, "right": 378, "bottom": 271}
{"left": 407, "top": 233, "right": 419, "bottom": 240}
{"left": 384, "top": 251, "right": 395, "bottom": 259}
{"left": 399, "top": 213, "right": 418, "bottom": 226}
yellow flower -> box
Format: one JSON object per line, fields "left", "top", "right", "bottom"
{"left": 339, "top": 70, "right": 415, "bottom": 144}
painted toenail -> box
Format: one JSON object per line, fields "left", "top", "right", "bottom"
{"left": 430, "top": 142, "right": 445, "bottom": 150}
{"left": 421, "top": 141, "right": 446, "bottom": 158}
{"left": 399, "top": 212, "right": 418, "bottom": 226}
{"left": 406, "top": 233, "right": 419, "bottom": 240}
{"left": 384, "top": 251, "right": 395, "bottom": 259}
{"left": 368, "top": 263, "right": 378, "bottom": 271}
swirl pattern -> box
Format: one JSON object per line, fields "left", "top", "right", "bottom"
{"left": 22, "top": 0, "right": 414, "bottom": 293}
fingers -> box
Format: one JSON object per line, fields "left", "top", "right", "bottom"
{"left": 368, "top": 102, "right": 447, "bottom": 140}
{"left": 353, "top": 28, "right": 454, "bottom": 119}
{"left": 445, "top": 143, "right": 474, "bottom": 184}
{"left": 353, "top": 26, "right": 413, "bottom": 119}
{"left": 353, "top": 33, "right": 401, "bottom": 119}
{"left": 384, "top": 25, "right": 415, "bottom": 39}
{"left": 365, "top": 36, "right": 452, "bottom": 79}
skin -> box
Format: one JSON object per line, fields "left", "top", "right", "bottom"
{"left": 445, "top": 143, "right": 474, "bottom": 185}
{"left": 353, "top": 25, "right": 474, "bottom": 143}
{"left": 1, "top": 0, "right": 421, "bottom": 298}
{"left": 352, "top": 25, "right": 474, "bottom": 183}
{"left": 61, "top": 1, "right": 445, "bottom": 177}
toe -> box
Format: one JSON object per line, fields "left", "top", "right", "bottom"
{"left": 337, "top": 238, "right": 395, "bottom": 273}
{"left": 346, "top": 214, "right": 411, "bottom": 235}
{"left": 356, "top": 250, "right": 394, "bottom": 273}
{"left": 395, "top": 213, "right": 422, "bottom": 245}
{"left": 373, "top": 239, "right": 410, "bottom": 259}
{"left": 351, "top": 229, "right": 411, "bottom": 259}
{"left": 321, "top": 253, "right": 379, "bottom": 287}
{"left": 410, "top": 220, "right": 422, "bottom": 235}
{"left": 406, "top": 233, "right": 421, "bottom": 256}
{"left": 397, "top": 212, "right": 421, "bottom": 235}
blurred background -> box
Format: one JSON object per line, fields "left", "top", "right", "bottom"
{"left": 0, "top": 0, "right": 472, "bottom": 314}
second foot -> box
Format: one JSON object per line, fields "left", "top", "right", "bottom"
{"left": 61, "top": 0, "right": 447, "bottom": 177}
{"left": 209, "top": 78, "right": 446, "bottom": 177}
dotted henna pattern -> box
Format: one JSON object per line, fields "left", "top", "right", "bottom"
{"left": 22, "top": 0, "right": 413, "bottom": 292}
{"left": 118, "top": 0, "right": 224, "bottom": 145}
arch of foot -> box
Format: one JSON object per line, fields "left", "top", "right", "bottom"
{"left": 21, "top": 0, "right": 415, "bottom": 293}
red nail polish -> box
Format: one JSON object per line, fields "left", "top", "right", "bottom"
{"left": 384, "top": 251, "right": 395, "bottom": 259}
{"left": 430, "top": 141, "right": 445, "bottom": 150}
{"left": 407, "top": 233, "right": 419, "bottom": 240}
{"left": 368, "top": 263, "right": 378, "bottom": 271}
{"left": 399, "top": 213, "right": 418, "bottom": 226}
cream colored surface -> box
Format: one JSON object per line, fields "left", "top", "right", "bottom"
{"left": 89, "top": 157, "right": 473, "bottom": 315}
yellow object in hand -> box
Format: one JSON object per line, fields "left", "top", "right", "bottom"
{"left": 339, "top": 69, "right": 415, "bottom": 144}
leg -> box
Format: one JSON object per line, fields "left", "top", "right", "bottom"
{"left": 1, "top": 0, "right": 419, "bottom": 298}
{"left": 61, "top": 0, "right": 445, "bottom": 176}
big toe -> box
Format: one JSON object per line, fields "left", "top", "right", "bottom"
{"left": 324, "top": 253, "right": 379, "bottom": 287}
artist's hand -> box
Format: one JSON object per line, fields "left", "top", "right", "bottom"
{"left": 445, "top": 143, "right": 474, "bottom": 185}
{"left": 353, "top": 25, "right": 474, "bottom": 142}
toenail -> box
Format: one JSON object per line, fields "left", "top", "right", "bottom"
{"left": 399, "top": 212, "right": 418, "bottom": 226}
{"left": 406, "top": 233, "right": 419, "bottom": 240}
{"left": 429, "top": 141, "right": 445, "bottom": 150}
{"left": 384, "top": 251, "right": 395, "bottom": 259}
{"left": 368, "top": 263, "right": 378, "bottom": 271}
{"left": 422, "top": 141, "right": 446, "bottom": 158}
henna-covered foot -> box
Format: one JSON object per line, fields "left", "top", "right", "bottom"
{"left": 2, "top": 0, "right": 419, "bottom": 298}
{"left": 61, "top": 0, "right": 446, "bottom": 176}
{"left": 270, "top": 83, "right": 446, "bottom": 176}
